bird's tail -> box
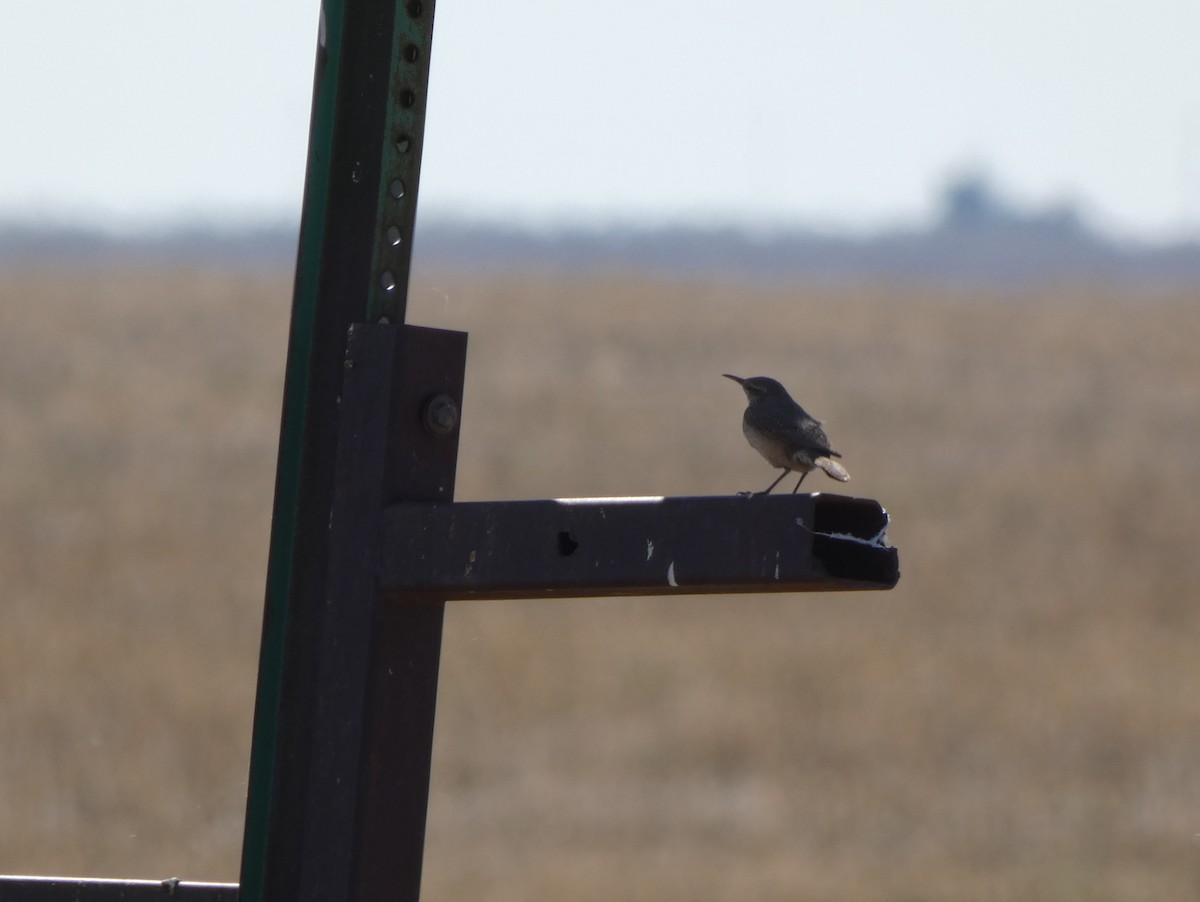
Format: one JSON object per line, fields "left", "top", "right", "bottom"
{"left": 815, "top": 456, "right": 850, "bottom": 482}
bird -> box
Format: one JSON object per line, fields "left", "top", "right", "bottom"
{"left": 724, "top": 374, "right": 850, "bottom": 494}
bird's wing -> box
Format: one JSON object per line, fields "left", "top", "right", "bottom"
{"left": 782, "top": 415, "right": 838, "bottom": 456}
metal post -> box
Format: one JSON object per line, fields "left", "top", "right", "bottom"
{"left": 239, "top": 1, "right": 440, "bottom": 900}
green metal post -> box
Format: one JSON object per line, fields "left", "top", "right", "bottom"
{"left": 239, "top": 1, "right": 437, "bottom": 899}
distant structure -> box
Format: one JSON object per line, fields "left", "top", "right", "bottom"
{"left": 936, "top": 172, "right": 1085, "bottom": 238}
{"left": 3, "top": 173, "right": 1199, "bottom": 287}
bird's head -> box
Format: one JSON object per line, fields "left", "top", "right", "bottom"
{"left": 723, "top": 373, "right": 789, "bottom": 403}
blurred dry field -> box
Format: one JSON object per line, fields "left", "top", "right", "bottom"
{"left": 2, "top": 263, "right": 1200, "bottom": 900}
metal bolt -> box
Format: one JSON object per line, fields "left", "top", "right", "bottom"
{"left": 423, "top": 394, "right": 459, "bottom": 437}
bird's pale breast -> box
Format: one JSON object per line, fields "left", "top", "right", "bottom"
{"left": 743, "top": 419, "right": 812, "bottom": 472}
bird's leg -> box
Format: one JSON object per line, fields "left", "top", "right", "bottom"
{"left": 758, "top": 469, "right": 790, "bottom": 495}
{"left": 791, "top": 471, "right": 809, "bottom": 494}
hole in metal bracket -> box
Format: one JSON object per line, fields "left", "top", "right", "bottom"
{"left": 556, "top": 531, "right": 579, "bottom": 557}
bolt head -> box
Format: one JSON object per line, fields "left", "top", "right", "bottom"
{"left": 423, "top": 394, "right": 459, "bottom": 437}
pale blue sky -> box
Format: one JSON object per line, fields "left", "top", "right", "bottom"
{"left": 2, "top": 1, "right": 1199, "bottom": 239}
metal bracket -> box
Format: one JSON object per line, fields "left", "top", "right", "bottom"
{"left": 380, "top": 493, "right": 897, "bottom": 600}
{"left": 291, "top": 321, "right": 466, "bottom": 902}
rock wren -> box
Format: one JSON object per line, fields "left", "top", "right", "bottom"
{"left": 724, "top": 374, "right": 850, "bottom": 494}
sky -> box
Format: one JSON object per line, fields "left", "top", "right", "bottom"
{"left": 2, "top": 1, "right": 1199, "bottom": 240}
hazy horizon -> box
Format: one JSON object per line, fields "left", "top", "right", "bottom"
{"left": 4, "top": 2, "right": 1200, "bottom": 242}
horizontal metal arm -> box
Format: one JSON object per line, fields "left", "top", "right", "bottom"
{"left": 0, "top": 876, "right": 239, "bottom": 901}
{"left": 379, "top": 493, "right": 898, "bottom": 600}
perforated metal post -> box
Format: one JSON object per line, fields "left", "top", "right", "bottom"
{"left": 239, "top": 2, "right": 444, "bottom": 901}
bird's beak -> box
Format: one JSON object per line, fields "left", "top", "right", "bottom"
{"left": 723, "top": 373, "right": 746, "bottom": 386}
